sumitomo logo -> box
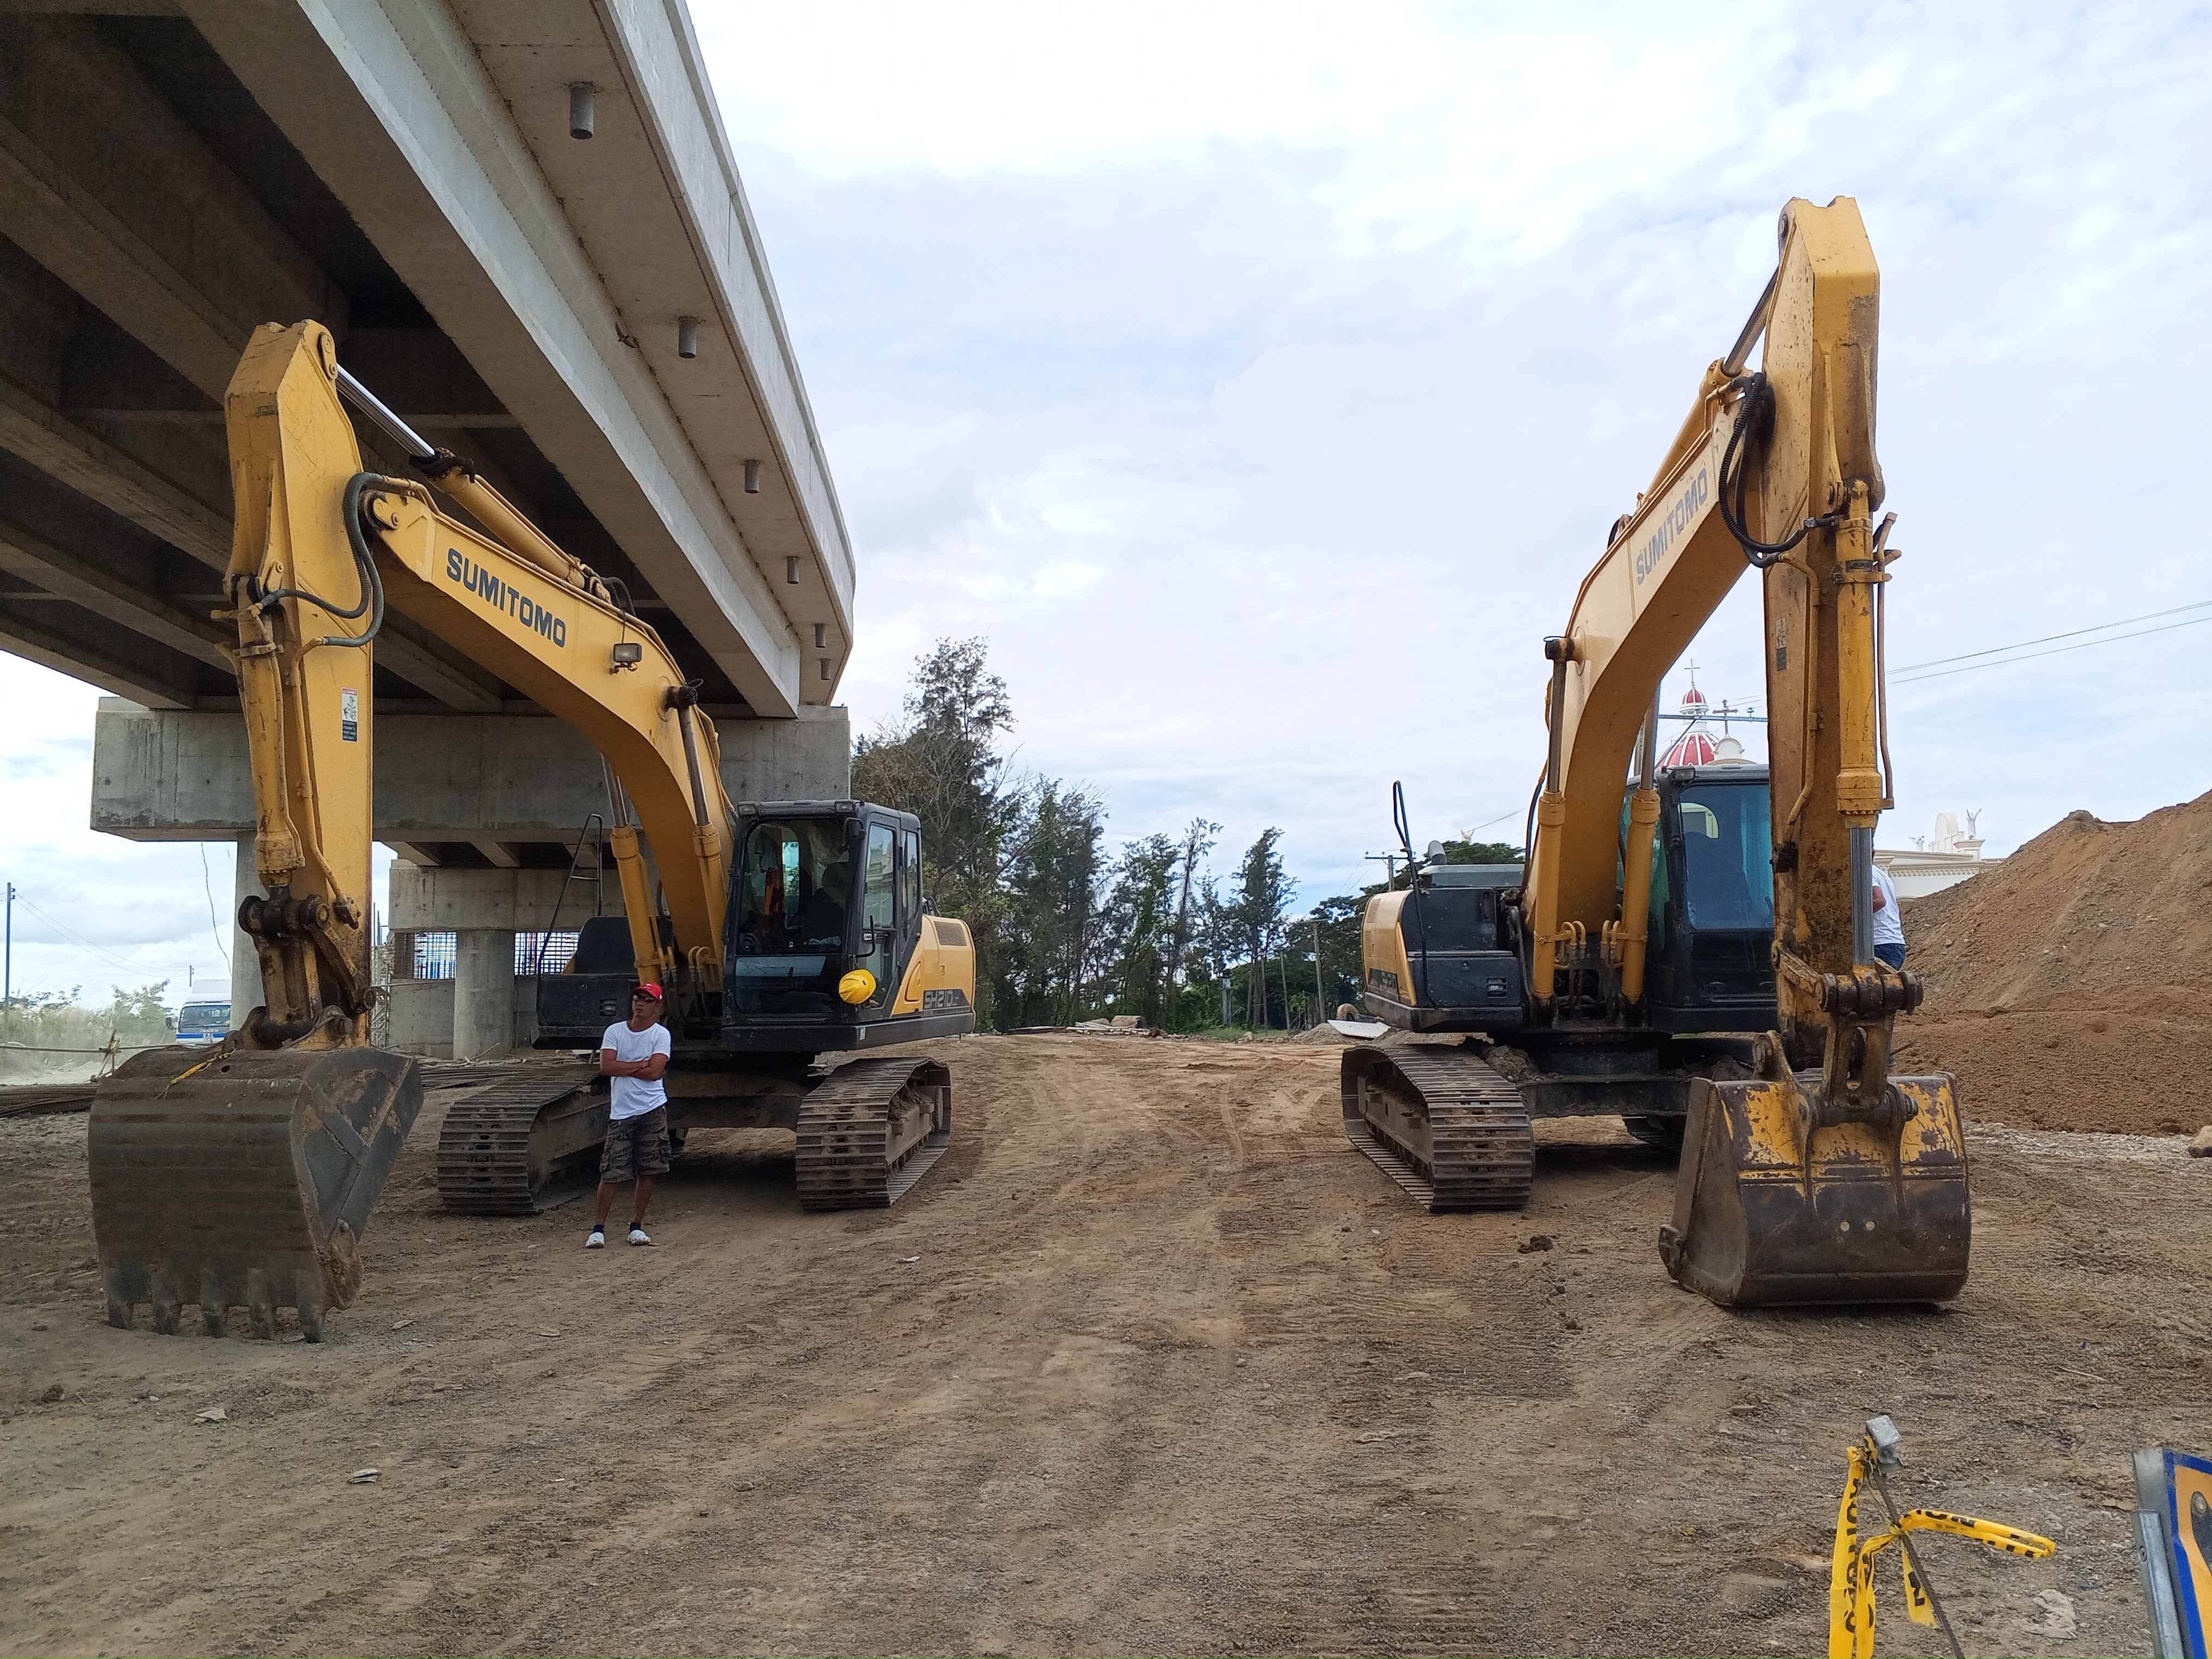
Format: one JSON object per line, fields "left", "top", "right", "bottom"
{"left": 1633, "top": 466, "right": 1711, "bottom": 586}
{"left": 446, "top": 549, "right": 567, "bottom": 646}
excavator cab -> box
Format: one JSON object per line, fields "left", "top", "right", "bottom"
{"left": 536, "top": 801, "right": 974, "bottom": 1055}
{"left": 721, "top": 800, "right": 969, "bottom": 1048}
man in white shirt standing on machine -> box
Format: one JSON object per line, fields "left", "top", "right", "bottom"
{"left": 587, "top": 982, "right": 673, "bottom": 1248}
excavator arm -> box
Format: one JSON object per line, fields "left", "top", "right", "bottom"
{"left": 89, "top": 319, "right": 741, "bottom": 1336}
{"left": 1530, "top": 199, "right": 1914, "bottom": 1065}
{"left": 1526, "top": 197, "right": 1967, "bottom": 1305}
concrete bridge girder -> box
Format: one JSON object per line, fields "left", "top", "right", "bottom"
{"left": 97, "top": 698, "right": 852, "bottom": 1056}
{"left": 0, "top": 0, "right": 853, "bottom": 716}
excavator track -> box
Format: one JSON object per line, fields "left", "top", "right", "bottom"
{"left": 436, "top": 1065, "right": 606, "bottom": 1215}
{"left": 1341, "top": 1043, "right": 1533, "bottom": 1212}
{"left": 794, "top": 1056, "right": 953, "bottom": 1210}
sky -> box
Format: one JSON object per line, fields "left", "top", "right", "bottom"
{"left": 2, "top": 0, "right": 2208, "bottom": 1004}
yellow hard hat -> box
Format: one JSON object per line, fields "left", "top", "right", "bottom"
{"left": 838, "top": 968, "right": 877, "bottom": 1005}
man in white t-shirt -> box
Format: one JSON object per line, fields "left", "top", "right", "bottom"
{"left": 587, "top": 983, "right": 673, "bottom": 1248}
{"left": 1870, "top": 862, "right": 1907, "bottom": 971}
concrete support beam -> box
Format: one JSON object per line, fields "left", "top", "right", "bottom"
{"left": 471, "top": 839, "right": 521, "bottom": 869}
{"left": 94, "top": 700, "right": 854, "bottom": 841}
{"left": 183, "top": 0, "right": 812, "bottom": 714}
{"left": 0, "top": 516, "right": 228, "bottom": 667}
{"left": 390, "top": 862, "right": 618, "bottom": 932}
{"left": 451, "top": 927, "right": 514, "bottom": 1060}
{"left": 0, "top": 13, "right": 343, "bottom": 401}
{"left": 0, "top": 600, "right": 194, "bottom": 708}
{"left": 0, "top": 368, "right": 229, "bottom": 564}
{"left": 230, "top": 831, "right": 262, "bottom": 1024}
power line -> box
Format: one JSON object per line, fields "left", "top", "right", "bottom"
{"left": 13, "top": 895, "right": 176, "bottom": 981}
{"left": 199, "top": 843, "right": 232, "bottom": 971}
{"left": 1891, "top": 614, "right": 2212, "bottom": 685}
{"left": 1890, "top": 598, "right": 2212, "bottom": 675}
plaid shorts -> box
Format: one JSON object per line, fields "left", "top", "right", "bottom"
{"left": 601, "top": 1106, "right": 671, "bottom": 1182}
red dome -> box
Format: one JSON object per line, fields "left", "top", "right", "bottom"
{"left": 1678, "top": 686, "right": 1706, "bottom": 709}
{"left": 1661, "top": 730, "right": 1717, "bottom": 767}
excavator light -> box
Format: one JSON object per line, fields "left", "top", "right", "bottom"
{"left": 611, "top": 641, "right": 643, "bottom": 667}
{"left": 839, "top": 969, "right": 877, "bottom": 1005}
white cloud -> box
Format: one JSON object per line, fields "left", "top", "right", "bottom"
{"left": 708, "top": 0, "right": 2212, "bottom": 893}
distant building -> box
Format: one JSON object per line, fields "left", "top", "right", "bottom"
{"left": 1876, "top": 812, "right": 2000, "bottom": 898}
{"left": 1660, "top": 686, "right": 1719, "bottom": 767}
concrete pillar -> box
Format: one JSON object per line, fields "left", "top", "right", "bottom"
{"left": 230, "top": 834, "right": 263, "bottom": 1028}
{"left": 452, "top": 928, "right": 515, "bottom": 1060}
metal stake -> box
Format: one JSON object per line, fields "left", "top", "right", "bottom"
{"left": 1864, "top": 1415, "right": 1964, "bottom": 1659}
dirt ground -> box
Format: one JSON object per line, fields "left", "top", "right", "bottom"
{"left": 4, "top": 1033, "right": 2208, "bottom": 1657}
{"left": 1895, "top": 789, "right": 2212, "bottom": 1137}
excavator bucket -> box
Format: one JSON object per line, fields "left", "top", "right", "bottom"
{"left": 1659, "top": 1073, "right": 1970, "bottom": 1306}
{"left": 89, "top": 1044, "right": 422, "bottom": 1339}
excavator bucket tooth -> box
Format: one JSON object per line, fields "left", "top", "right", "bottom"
{"left": 89, "top": 1044, "right": 422, "bottom": 1338}
{"left": 1660, "top": 1073, "right": 1970, "bottom": 1307}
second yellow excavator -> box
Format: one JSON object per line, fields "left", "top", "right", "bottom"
{"left": 1345, "top": 197, "right": 1970, "bottom": 1307}
{"left": 89, "top": 321, "right": 976, "bottom": 1340}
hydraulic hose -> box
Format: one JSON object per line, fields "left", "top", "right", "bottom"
{"left": 249, "top": 472, "right": 389, "bottom": 649}
{"left": 1717, "top": 373, "right": 1841, "bottom": 568}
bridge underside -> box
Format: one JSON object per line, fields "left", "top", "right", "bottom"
{"left": 0, "top": 0, "right": 856, "bottom": 720}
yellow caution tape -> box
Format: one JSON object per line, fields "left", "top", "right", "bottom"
{"left": 1828, "top": 1442, "right": 2055, "bottom": 1658}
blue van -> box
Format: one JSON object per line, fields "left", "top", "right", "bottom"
{"left": 175, "top": 999, "right": 231, "bottom": 1044}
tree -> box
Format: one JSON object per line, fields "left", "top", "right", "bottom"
{"left": 853, "top": 637, "right": 1020, "bottom": 1024}
{"left": 1162, "top": 818, "right": 1218, "bottom": 995}
{"left": 1228, "top": 828, "right": 1294, "bottom": 1028}
{"left": 996, "top": 780, "right": 1107, "bottom": 1027}
{"left": 1099, "top": 832, "right": 1180, "bottom": 1027}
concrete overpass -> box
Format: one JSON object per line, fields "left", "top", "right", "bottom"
{"left": 0, "top": 0, "right": 857, "bottom": 1052}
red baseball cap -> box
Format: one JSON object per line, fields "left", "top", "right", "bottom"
{"left": 633, "top": 982, "right": 664, "bottom": 1001}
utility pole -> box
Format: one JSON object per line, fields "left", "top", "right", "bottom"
{"left": 4, "top": 881, "right": 13, "bottom": 1008}
{"left": 1313, "top": 913, "right": 1326, "bottom": 1017}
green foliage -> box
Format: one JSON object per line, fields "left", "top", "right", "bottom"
{"left": 855, "top": 638, "right": 1021, "bottom": 1024}
{"left": 992, "top": 781, "right": 1108, "bottom": 1028}
{"left": 865, "top": 640, "right": 1508, "bottom": 1036}
{"left": 0, "top": 982, "right": 174, "bottom": 1079}
{"left": 1439, "top": 839, "right": 1526, "bottom": 866}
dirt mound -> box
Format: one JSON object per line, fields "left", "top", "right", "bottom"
{"left": 1893, "top": 789, "right": 2212, "bottom": 1134}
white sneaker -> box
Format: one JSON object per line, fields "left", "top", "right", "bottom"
{"left": 628, "top": 1225, "right": 652, "bottom": 1246}
{"left": 585, "top": 1226, "right": 605, "bottom": 1249}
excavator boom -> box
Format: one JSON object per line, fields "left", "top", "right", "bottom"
{"left": 1344, "top": 199, "right": 1968, "bottom": 1308}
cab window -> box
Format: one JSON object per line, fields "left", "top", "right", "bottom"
{"left": 735, "top": 819, "right": 852, "bottom": 953}
{"left": 1678, "top": 785, "right": 1773, "bottom": 932}
{"left": 900, "top": 830, "right": 921, "bottom": 923}
{"left": 863, "top": 824, "right": 896, "bottom": 933}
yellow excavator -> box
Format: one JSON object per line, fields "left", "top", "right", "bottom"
{"left": 1345, "top": 197, "right": 1970, "bottom": 1306}
{"left": 88, "top": 320, "right": 976, "bottom": 1340}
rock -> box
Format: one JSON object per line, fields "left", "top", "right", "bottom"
{"left": 194, "top": 1405, "right": 226, "bottom": 1424}
{"left": 39, "top": 1384, "right": 63, "bottom": 1404}
{"left": 348, "top": 1468, "right": 381, "bottom": 1484}
{"left": 1517, "top": 1234, "right": 1556, "bottom": 1254}
{"left": 2025, "top": 1588, "right": 2076, "bottom": 1639}
{"left": 2189, "top": 1126, "right": 2212, "bottom": 1158}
